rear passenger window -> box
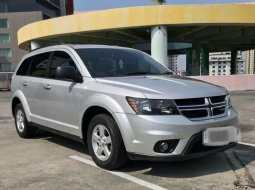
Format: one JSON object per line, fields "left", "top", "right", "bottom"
{"left": 29, "top": 52, "right": 50, "bottom": 77}
{"left": 16, "top": 57, "right": 32, "bottom": 76}
{"left": 50, "top": 51, "right": 78, "bottom": 79}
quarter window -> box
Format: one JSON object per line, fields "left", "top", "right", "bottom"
{"left": 29, "top": 52, "right": 50, "bottom": 77}
{"left": 16, "top": 57, "right": 33, "bottom": 76}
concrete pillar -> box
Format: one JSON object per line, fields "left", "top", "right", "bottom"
{"left": 191, "top": 44, "right": 201, "bottom": 76}
{"left": 231, "top": 50, "right": 237, "bottom": 75}
{"left": 186, "top": 49, "right": 192, "bottom": 76}
{"left": 30, "top": 41, "right": 42, "bottom": 50}
{"left": 200, "top": 46, "right": 209, "bottom": 75}
{"left": 151, "top": 26, "right": 168, "bottom": 67}
{"left": 60, "top": 0, "right": 67, "bottom": 16}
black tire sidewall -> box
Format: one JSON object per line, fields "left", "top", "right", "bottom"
{"left": 14, "top": 103, "right": 33, "bottom": 138}
{"left": 87, "top": 114, "right": 127, "bottom": 170}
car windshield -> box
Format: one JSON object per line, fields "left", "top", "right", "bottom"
{"left": 75, "top": 48, "right": 173, "bottom": 78}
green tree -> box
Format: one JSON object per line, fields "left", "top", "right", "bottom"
{"left": 151, "top": 0, "right": 166, "bottom": 5}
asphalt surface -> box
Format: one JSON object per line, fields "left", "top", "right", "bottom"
{"left": 0, "top": 90, "right": 255, "bottom": 190}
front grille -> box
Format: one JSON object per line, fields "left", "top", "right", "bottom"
{"left": 174, "top": 95, "right": 227, "bottom": 121}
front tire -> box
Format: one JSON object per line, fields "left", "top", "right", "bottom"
{"left": 87, "top": 114, "right": 128, "bottom": 170}
{"left": 14, "top": 103, "right": 36, "bottom": 138}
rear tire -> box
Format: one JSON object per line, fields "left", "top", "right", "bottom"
{"left": 87, "top": 114, "right": 128, "bottom": 170}
{"left": 14, "top": 103, "right": 36, "bottom": 138}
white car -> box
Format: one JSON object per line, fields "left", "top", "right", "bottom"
{"left": 11, "top": 44, "right": 239, "bottom": 170}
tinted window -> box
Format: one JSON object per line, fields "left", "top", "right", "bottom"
{"left": 50, "top": 51, "right": 78, "bottom": 79}
{"left": 75, "top": 48, "right": 172, "bottom": 78}
{"left": 29, "top": 52, "right": 50, "bottom": 77}
{"left": 16, "top": 57, "right": 32, "bottom": 76}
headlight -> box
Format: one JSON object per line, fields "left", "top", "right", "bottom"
{"left": 227, "top": 94, "right": 232, "bottom": 108}
{"left": 126, "top": 97, "right": 180, "bottom": 115}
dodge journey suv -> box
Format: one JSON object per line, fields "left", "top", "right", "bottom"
{"left": 11, "top": 45, "right": 239, "bottom": 170}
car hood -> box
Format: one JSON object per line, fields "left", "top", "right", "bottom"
{"left": 95, "top": 75, "right": 227, "bottom": 99}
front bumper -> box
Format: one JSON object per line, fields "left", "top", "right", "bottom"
{"left": 128, "top": 132, "right": 237, "bottom": 161}
{"left": 113, "top": 108, "right": 238, "bottom": 159}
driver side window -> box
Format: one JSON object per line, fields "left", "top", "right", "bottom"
{"left": 50, "top": 51, "right": 78, "bottom": 79}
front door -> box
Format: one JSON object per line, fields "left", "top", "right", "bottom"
{"left": 41, "top": 50, "right": 84, "bottom": 136}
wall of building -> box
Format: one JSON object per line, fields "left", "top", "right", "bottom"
{"left": 209, "top": 51, "right": 244, "bottom": 76}
{"left": 191, "top": 75, "right": 255, "bottom": 91}
{"left": 0, "top": 12, "right": 43, "bottom": 71}
{"left": 168, "top": 54, "right": 186, "bottom": 74}
{"left": 0, "top": 0, "right": 64, "bottom": 19}
{"left": 0, "top": 0, "right": 72, "bottom": 72}
{"left": 246, "top": 50, "right": 255, "bottom": 74}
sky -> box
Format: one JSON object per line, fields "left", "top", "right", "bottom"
{"left": 74, "top": 0, "right": 254, "bottom": 11}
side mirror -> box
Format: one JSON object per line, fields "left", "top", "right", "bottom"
{"left": 56, "top": 66, "right": 83, "bottom": 83}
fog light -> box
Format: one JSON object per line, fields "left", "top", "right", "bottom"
{"left": 159, "top": 142, "right": 169, "bottom": 153}
{"left": 154, "top": 139, "right": 179, "bottom": 153}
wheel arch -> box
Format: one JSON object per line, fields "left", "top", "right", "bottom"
{"left": 12, "top": 90, "right": 31, "bottom": 121}
{"left": 80, "top": 94, "right": 126, "bottom": 142}
{"left": 81, "top": 106, "right": 112, "bottom": 143}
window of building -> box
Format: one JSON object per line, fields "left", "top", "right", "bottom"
{"left": 0, "top": 3, "right": 8, "bottom": 13}
{"left": 0, "top": 34, "right": 10, "bottom": 43}
{"left": 0, "top": 18, "right": 8, "bottom": 28}
{"left": 0, "top": 62, "right": 12, "bottom": 72}
{"left": 29, "top": 52, "right": 50, "bottom": 77}
{"left": 223, "top": 69, "right": 226, "bottom": 72}
{"left": 219, "top": 66, "right": 221, "bottom": 68}
{"left": 0, "top": 48, "right": 11, "bottom": 57}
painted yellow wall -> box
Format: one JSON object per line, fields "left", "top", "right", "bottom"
{"left": 18, "top": 4, "right": 255, "bottom": 49}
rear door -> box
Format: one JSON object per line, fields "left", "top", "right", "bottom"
{"left": 22, "top": 52, "right": 51, "bottom": 123}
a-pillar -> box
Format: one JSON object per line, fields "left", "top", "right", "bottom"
{"left": 231, "top": 50, "right": 237, "bottom": 75}
{"left": 151, "top": 26, "right": 168, "bottom": 67}
{"left": 200, "top": 45, "right": 209, "bottom": 75}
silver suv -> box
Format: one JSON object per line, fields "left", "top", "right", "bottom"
{"left": 11, "top": 45, "right": 239, "bottom": 170}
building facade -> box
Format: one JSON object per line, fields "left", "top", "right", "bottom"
{"left": 168, "top": 55, "right": 178, "bottom": 73}
{"left": 209, "top": 51, "right": 244, "bottom": 76}
{"left": 168, "top": 54, "right": 187, "bottom": 75}
{"left": 245, "top": 50, "right": 255, "bottom": 74}
{"left": 0, "top": 0, "right": 73, "bottom": 72}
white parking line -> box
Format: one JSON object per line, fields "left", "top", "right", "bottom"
{"left": 69, "top": 155, "right": 168, "bottom": 190}
{"left": 239, "top": 142, "right": 255, "bottom": 147}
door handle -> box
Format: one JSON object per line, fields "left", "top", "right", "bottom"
{"left": 22, "top": 81, "right": 28, "bottom": 86}
{"left": 44, "top": 84, "right": 51, "bottom": 90}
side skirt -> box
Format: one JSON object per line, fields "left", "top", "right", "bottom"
{"left": 29, "top": 122, "right": 84, "bottom": 143}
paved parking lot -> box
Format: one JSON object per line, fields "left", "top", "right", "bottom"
{"left": 0, "top": 90, "right": 255, "bottom": 190}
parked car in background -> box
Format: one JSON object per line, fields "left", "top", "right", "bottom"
{"left": 11, "top": 45, "right": 240, "bottom": 170}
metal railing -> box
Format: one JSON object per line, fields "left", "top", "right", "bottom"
{"left": 0, "top": 72, "right": 13, "bottom": 90}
